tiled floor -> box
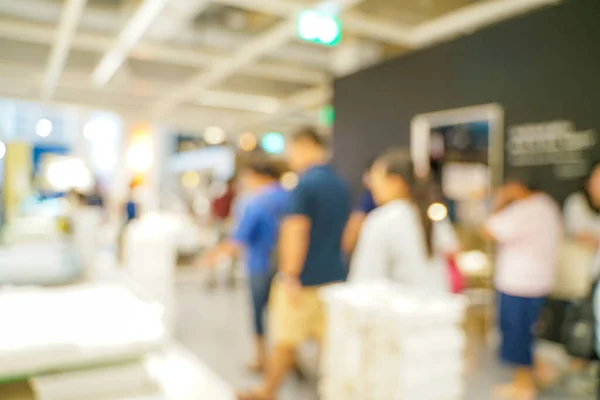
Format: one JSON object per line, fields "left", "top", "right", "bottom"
{"left": 174, "top": 271, "right": 593, "bottom": 400}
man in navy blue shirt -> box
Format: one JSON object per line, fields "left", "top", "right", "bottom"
{"left": 202, "top": 160, "right": 287, "bottom": 373}
{"left": 238, "top": 128, "right": 351, "bottom": 400}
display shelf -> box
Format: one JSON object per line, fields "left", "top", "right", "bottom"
{"left": 0, "top": 344, "right": 235, "bottom": 400}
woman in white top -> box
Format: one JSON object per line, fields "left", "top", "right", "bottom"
{"left": 564, "top": 162, "right": 600, "bottom": 277}
{"left": 563, "top": 162, "right": 600, "bottom": 395}
{"left": 349, "top": 149, "right": 459, "bottom": 292}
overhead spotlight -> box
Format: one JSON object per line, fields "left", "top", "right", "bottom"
{"left": 0, "top": 141, "right": 6, "bottom": 160}
{"left": 204, "top": 126, "right": 226, "bottom": 145}
{"left": 36, "top": 118, "right": 53, "bottom": 137}
{"left": 239, "top": 132, "right": 257, "bottom": 152}
{"left": 427, "top": 202, "right": 448, "bottom": 222}
{"left": 281, "top": 172, "right": 299, "bottom": 191}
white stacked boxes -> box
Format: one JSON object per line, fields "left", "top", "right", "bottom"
{"left": 320, "top": 282, "right": 467, "bottom": 400}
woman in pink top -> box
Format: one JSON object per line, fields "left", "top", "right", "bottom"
{"left": 485, "top": 175, "right": 561, "bottom": 400}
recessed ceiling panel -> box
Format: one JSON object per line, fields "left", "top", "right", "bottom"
{"left": 215, "top": 74, "right": 310, "bottom": 98}
{"left": 128, "top": 59, "right": 200, "bottom": 82}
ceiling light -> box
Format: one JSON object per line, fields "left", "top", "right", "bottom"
{"left": 239, "top": 132, "right": 257, "bottom": 152}
{"left": 36, "top": 118, "right": 53, "bottom": 137}
{"left": 0, "top": 141, "right": 6, "bottom": 160}
{"left": 204, "top": 126, "right": 226, "bottom": 145}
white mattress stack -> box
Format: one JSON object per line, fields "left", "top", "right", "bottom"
{"left": 0, "top": 284, "right": 167, "bottom": 400}
{"left": 320, "top": 282, "right": 468, "bottom": 400}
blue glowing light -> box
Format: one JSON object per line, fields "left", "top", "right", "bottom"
{"left": 261, "top": 132, "right": 285, "bottom": 154}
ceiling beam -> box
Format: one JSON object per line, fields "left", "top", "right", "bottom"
{"left": 409, "top": 0, "right": 561, "bottom": 48}
{"left": 0, "top": 0, "right": 331, "bottom": 70}
{"left": 0, "top": 18, "right": 328, "bottom": 86}
{"left": 146, "top": 0, "right": 209, "bottom": 42}
{"left": 41, "top": 0, "right": 88, "bottom": 99}
{"left": 92, "top": 0, "right": 169, "bottom": 86}
{"left": 211, "top": 0, "right": 416, "bottom": 47}
{"left": 151, "top": 0, "right": 366, "bottom": 117}
{"left": 233, "top": 84, "right": 331, "bottom": 132}
{"left": 0, "top": 60, "right": 285, "bottom": 116}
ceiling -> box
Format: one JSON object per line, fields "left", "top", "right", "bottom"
{"left": 0, "top": 0, "right": 559, "bottom": 136}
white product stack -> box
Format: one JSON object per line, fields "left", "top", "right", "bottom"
{"left": 320, "top": 282, "right": 468, "bottom": 400}
{"left": 124, "top": 214, "right": 177, "bottom": 334}
{"left": 0, "top": 284, "right": 167, "bottom": 400}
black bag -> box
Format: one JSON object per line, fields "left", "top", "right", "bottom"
{"left": 561, "top": 281, "right": 599, "bottom": 360}
{"left": 536, "top": 298, "right": 569, "bottom": 343}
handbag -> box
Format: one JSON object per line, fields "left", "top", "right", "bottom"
{"left": 536, "top": 298, "right": 570, "bottom": 344}
{"left": 447, "top": 255, "right": 465, "bottom": 294}
{"left": 561, "top": 280, "right": 599, "bottom": 360}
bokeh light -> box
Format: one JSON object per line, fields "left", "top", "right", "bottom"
{"left": 239, "top": 132, "right": 258, "bottom": 152}
{"left": 427, "top": 202, "right": 448, "bottom": 222}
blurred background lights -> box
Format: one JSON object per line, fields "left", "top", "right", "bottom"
{"left": 204, "top": 126, "right": 226, "bottom": 145}
{"left": 36, "top": 118, "right": 53, "bottom": 137}
{"left": 127, "top": 139, "right": 153, "bottom": 173}
{"left": 0, "top": 141, "right": 6, "bottom": 160}
{"left": 297, "top": 10, "right": 342, "bottom": 46}
{"left": 46, "top": 158, "right": 92, "bottom": 192}
{"left": 239, "top": 132, "right": 258, "bottom": 152}
{"left": 261, "top": 132, "right": 285, "bottom": 154}
{"left": 427, "top": 202, "right": 448, "bottom": 222}
{"left": 281, "top": 171, "right": 299, "bottom": 191}
{"left": 298, "top": 11, "right": 320, "bottom": 41}
{"left": 181, "top": 171, "right": 200, "bottom": 189}
{"left": 318, "top": 17, "right": 340, "bottom": 43}
{"left": 84, "top": 118, "right": 118, "bottom": 141}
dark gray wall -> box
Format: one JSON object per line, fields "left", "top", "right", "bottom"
{"left": 333, "top": 0, "right": 600, "bottom": 204}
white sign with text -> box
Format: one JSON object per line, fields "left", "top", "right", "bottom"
{"left": 508, "top": 120, "right": 597, "bottom": 179}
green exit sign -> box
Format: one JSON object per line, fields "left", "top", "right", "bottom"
{"left": 297, "top": 10, "right": 342, "bottom": 47}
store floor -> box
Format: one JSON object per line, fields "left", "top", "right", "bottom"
{"left": 174, "top": 270, "right": 591, "bottom": 400}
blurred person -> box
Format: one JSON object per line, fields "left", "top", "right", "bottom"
{"left": 561, "top": 161, "right": 600, "bottom": 394}
{"left": 348, "top": 150, "right": 459, "bottom": 291}
{"left": 206, "top": 177, "right": 237, "bottom": 289}
{"left": 484, "top": 176, "right": 561, "bottom": 400}
{"left": 342, "top": 158, "right": 378, "bottom": 255}
{"left": 237, "top": 128, "right": 351, "bottom": 400}
{"left": 119, "top": 181, "right": 140, "bottom": 261}
{"left": 564, "top": 161, "right": 600, "bottom": 275}
{"left": 201, "top": 161, "right": 287, "bottom": 372}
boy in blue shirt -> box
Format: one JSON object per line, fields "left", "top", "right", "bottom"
{"left": 201, "top": 160, "right": 287, "bottom": 372}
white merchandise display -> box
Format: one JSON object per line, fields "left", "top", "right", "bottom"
{"left": 31, "top": 361, "right": 158, "bottom": 400}
{"left": 320, "top": 282, "right": 468, "bottom": 400}
{"left": 0, "top": 241, "right": 81, "bottom": 285}
{"left": 124, "top": 214, "right": 177, "bottom": 333}
{"left": 0, "top": 344, "right": 236, "bottom": 400}
{"left": 0, "top": 284, "right": 167, "bottom": 380}
{"left": 72, "top": 206, "right": 104, "bottom": 273}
